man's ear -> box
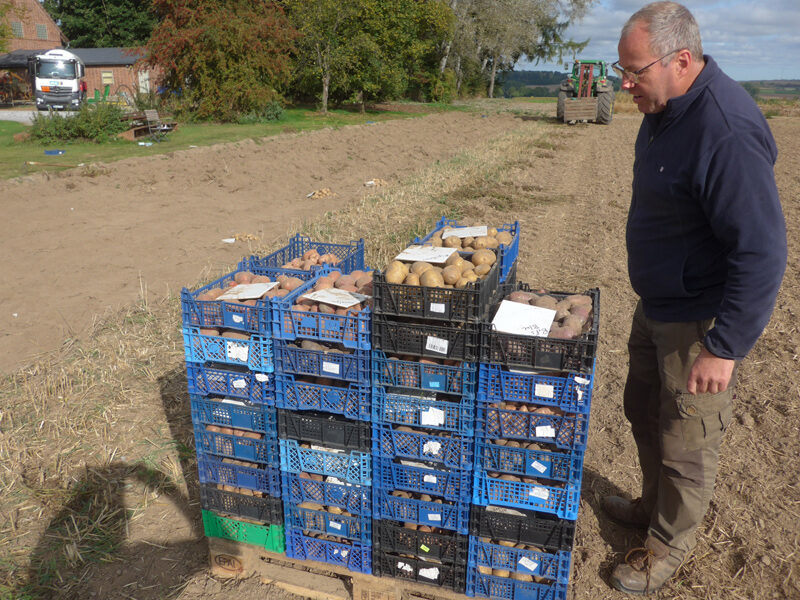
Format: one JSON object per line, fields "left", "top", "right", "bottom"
{"left": 674, "top": 48, "right": 693, "bottom": 77}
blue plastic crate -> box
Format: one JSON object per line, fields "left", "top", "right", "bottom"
{"left": 279, "top": 439, "right": 371, "bottom": 485}
{"left": 186, "top": 362, "right": 275, "bottom": 405}
{"left": 197, "top": 454, "right": 281, "bottom": 497}
{"left": 194, "top": 423, "right": 279, "bottom": 465}
{"left": 466, "top": 569, "right": 568, "bottom": 600}
{"left": 371, "top": 386, "right": 475, "bottom": 434}
{"left": 474, "top": 441, "right": 584, "bottom": 486}
{"left": 373, "top": 489, "right": 471, "bottom": 534}
{"left": 374, "top": 457, "right": 472, "bottom": 502}
{"left": 472, "top": 469, "right": 580, "bottom": 520}
{"left": 372, "top": 423, "right": 473, "bottom": 469}
{"left": 475, "top": 405, "right": 589, "bottom": 452}
{"left": 284, "top": 503, "right": 372, "bottom": 543}
{"left": 478, "top": 363, "right": 594, "bottom": 414}
{"left": 181, "top": 265, "right": 317, "bottom": 334}
{"left": 183, "top": 327, "right": 274, "bottom": 372}
{"left": 274, "top": 340, "right": 370, "bottom": 384}
{"left": 285, "top": 526, "right": 372, "bottom": 574}
{"left": 273, "top": 304, "right": 371, "bottom": 350}
{"left": 413, "top": 218, "right": 520, "bottom": 283}
{"left": 281, "top": 471, "right": 371, "bottom": 516}
{"left": 275, "top": 374, "right": 371, "bottom": 421}
{"left": 191, "top": 396, "right": 274, "bottom": 434}
{"left": 248, "top": 235, "right": 365, "bottom": 276}
{"left": 372, "top": 350, "right": 477, "bottom": 396}
{"left": 467, "top": 537, "right": 572, "bottom": 585}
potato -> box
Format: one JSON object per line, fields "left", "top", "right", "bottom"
{"left": 445, "top": 253, "right": 464, "bottom": 268}
{"left": 496, "top": 231, "right": 513, "bottom": 246}
{"left": 471, "top": 248, "right": 496, "bottom": 267}
{"left": 484, "top": 236, "right": 500, "bottom": 249}
{"left": 441, "top": 265, "right": 462, "bottom": 285}
{"left": 420, "top": 270, "right": 445, "bottom": 288}
{"left": 454, "top": 277, "right": 469, "bottom": 288}
{"left": 410, "top": 261, "right": 433, "bottom": 276}
{"left": 562, "top": 314, "right": 585, "bottom": 332}
{"left": 282, "top": 277, "right": 305, "bottom": 292}
{"left": 443, "top": 236, "right": 462, "bottom": 249}
{"left": 334, "top": 275, "right": 356, "bottom": 289}
{"left": 461, "top": 236, "right": 475, "bottom": 249}
{"left": 566, "top": 294, "right": 593, "bottom": 308}
{"left": 404, "top": 272, "right": 420, "bottom": 286}
{"left": 478, "top": 565, "right": 493, "bottom": 575}
{"left": 474, "top": 263, "right": 491, "bottom": 278}
{"left": 234, "top": 271, "right": 255, "bottom": 284}
{"left": 532, "top": 295, "right": 558, "bottom": 310}
{"left": 385, "top": 267, "right": 405, "bottom": 285}
{"left": 199, "top": 327, "right": 220, "bottom": 336}
{"left": 511, "top": 572, "right": 534, "bottom": 582}
{"left": 492, "top": 569, "right": 511, "bottom": 578}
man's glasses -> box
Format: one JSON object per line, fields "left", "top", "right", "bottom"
{"left": 611, "top": 48, "right": 683, "bottom": 84}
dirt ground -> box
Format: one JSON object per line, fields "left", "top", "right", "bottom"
{"left": 1, "top": 102, "right": 798, "bottom": 600}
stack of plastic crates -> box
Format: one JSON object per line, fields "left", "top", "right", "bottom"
{"left": 466, "top": 283, "right": 600, "bottom": 600}
{"left": 370, "top": 218, "right": 519, "bottom": 594}
{"left": 264, "top": 237, "right": 374, "bottom": 574}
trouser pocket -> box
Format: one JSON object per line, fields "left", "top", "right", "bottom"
{"left": 675, "top": 392, "right": 733, "bottom": 452}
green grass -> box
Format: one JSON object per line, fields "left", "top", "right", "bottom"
{"left": 0, "top": 105, "right": 452, "bottom": 179}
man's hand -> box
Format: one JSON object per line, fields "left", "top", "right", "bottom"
{"left": 687, "top": 346, "right": 735, "bottom": 394}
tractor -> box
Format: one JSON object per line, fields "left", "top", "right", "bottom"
{"left": 557, "top": 59, "right": 615, "bottom": 124}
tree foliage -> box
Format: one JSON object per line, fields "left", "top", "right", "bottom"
{"left": 146, "top": 0, "right": 298, "bottom": 121}
{"left": 0, "top": 1, "right": 13, "bottom": 53}
{"left": 43, "top": 0, "right": 155, "bottom": 47}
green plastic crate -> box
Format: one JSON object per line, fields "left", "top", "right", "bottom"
{"left": 202, "top": 509, "right": 285, "bottom": 553}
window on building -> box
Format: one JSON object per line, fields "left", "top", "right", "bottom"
{"left": 102, "top": 71, "right": 114, "bottom": 86}
{"left": 11, "top": 21, "right": 23, "bottom": 37}
{"left": 36, "top": 24, "right": 48, "bottom": 40}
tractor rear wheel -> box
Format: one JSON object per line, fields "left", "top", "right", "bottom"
{"left": 596, "top": 90, "right": 615, "bottom": 124}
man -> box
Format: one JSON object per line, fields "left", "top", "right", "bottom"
{"left": 605, "top": 1, "right": 787, "bottom": 594}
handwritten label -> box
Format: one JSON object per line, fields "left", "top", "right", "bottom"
{"left": 419, "top": 567, "right": 440, "bottom": 580}
{"left": 420, "top": 407, "right": 445, "bottom": 427}
{"left": 423, "top": 474, "right": 438, "bottom": 484}
{"left": 529, "top": 486, "right": 550, "bottom": 500}
{"left": 303, "top": 288, "right": 370, "bottom": 308}
{"left": 232, "top": 314, "right": 244, "bottom": 324}
{"left": 217, "top": 282, "right": 278, "bottom": 301}
{"left": 492, "top": 300, "right": 556, "bottom": 338}
{"left": 430, "top": 302, "right": 446, "bottom": 314}
{"left": 536, "top": 425, "right": 556, "bottom": 438}
{"left": 232, "top": 378, "right": 247, "bottom": 389}
{"left": 518, "top": 556, "right": 539, "bottom": 572}
{"left": 441, "top": 225, "right": 487, "bottom": 239}
{"left": 395, "top": 245, "right": 457, "bottom": 264}
{"left": 425, "top": 336, "right": 449, "bottom": 355}
{"left": 531, "top": 460, "right": 547, "bottom": 474}
{"left": 534, "top": 384, "right": 555, "bottom": 399}
{"left": 322, "top": 361, "right": 341, "bottom": 375}
{"left": 226, "top": 341, "right": 249, "bottom": 363}
{"left": 423, "top": 441, "right": 442, "bottom": 456}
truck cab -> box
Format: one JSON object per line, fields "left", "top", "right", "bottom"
{"left": 27, "top": 49, "right": 85, "bottom": 111}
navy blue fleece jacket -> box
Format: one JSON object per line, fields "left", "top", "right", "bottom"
{"left": 626, "top": 56, "right": 787, "bottom": 360}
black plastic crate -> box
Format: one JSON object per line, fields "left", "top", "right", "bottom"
{"left": 373, "top": 550, "right": 466, "bottom": 593}
{"left": 199, "top": 484, "right": 283, "bottom": 525}
{"left": 372, "top": 255, "right": 507, "bottom": 323}
{"left": 469, "top": 505, "right": 575, "bottom": 553}
{"left": 372, "top": 315, "right": 482, "bottom": 362}
{"left": 481, "top": 285, "right": 599, "bottom": 374}
{"left": 374, "top": 520, "right": 469, "bottom": 565}
{"left": 278, "top": 409, "right": 371, "bottom": 452}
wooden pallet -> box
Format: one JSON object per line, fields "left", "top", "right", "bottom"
{"left": 208, "top": 536, "right": 470, "bottom": 600}
{"left": 563, "top": 98, "right": 598, "bottom": 122}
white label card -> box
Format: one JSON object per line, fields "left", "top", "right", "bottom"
{"left": 575, "top": 376, "right": 590, "bottom": 386}
{"left": 255, "top": 373, "right": 269, "bottom": 382}
{"left": 221, "top": 398, "right": 246, "bottom": 406}
{"left": 427, "top": 513, "right": 441, "bottom": 521}
{"left": 529, "top": 486, "right": 550, "bottom": 500}
{"left": 303, "top": 288, "right": 370, "bottom": 308}
{"left": 423, "top": 474, "right": 438, "bottom": 484}
{"left": 419, "top": 567, "right": 440, "bottom": 580}
{"left": 329, "top": 521, "right": 342, "bottom": 530}
{"left": 423, "top": 441, "right": 442, "bottom": 456}
{"left": 441, "top": 226, "right": 487, "bottom": 239}
{"left": 232, "top": 314, "right": 244, "bottom": 324}
{"left": 395, "top": 245, "right": 457, "bottom": 264}
{"left": 226, "top": 341, "right": 249, "bottom": 363}
{"left": 217, "top": 282, "right": 279, "bottom": 301}
{"left": 420, "top": 407, "right": 445, "bottom": 427}
{"left": 425, "top": 336, "right": 449, "bottom": 355}
{"left": 518, "top": 557, "right": 539, "bottom": 572}
{"left": 536, "top": 425, "right": 556, "bottom": 438}
{"left": 397, "top": 562, "right": 414, "bottom": 573}
{"left": 232, "top": 378, "right": 247, "bottom": 389}
{"left": 322, "top": 361, "right": 341, "bottom": 375}
{"left": 492, "top": 300, "right": 556, "bottom": 338}
{"left": 531, "top": 460, "right": 547, "bottom": 474}
{"left": 534, "top": 384, "right": 555, "bottom": 399}
{"left": 430, "top": 302, "right": 446, "bottom": 314}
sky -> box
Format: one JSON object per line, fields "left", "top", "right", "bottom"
{"left": 518, "top": 0, "right": 800, "bottom": 81}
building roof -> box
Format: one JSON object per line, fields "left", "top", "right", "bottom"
{"left": 0, "top": 47, "right": 145, "bottom": 69}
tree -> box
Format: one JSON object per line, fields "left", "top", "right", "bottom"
{"left": 0, "top": 1, "right": 13, "bottom": 53}
{"left": 146, "top": 0, "right": 298, "bottom": 121}
{"left": 43, "top": 0, "right": 155, "bottom": 47}
{"left": 741, "top": 81, "right": 760, "bottom": 100}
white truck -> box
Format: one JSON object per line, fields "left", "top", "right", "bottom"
{"left": 27, "top": 48, "right": 86, "bottom": 111}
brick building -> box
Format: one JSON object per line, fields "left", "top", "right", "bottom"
{"left": 3, "top": 0, "right": 67, "bottom": 51}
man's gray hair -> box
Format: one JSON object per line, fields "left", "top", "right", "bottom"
{"left": 622, "top": 1, "right": 703, "bottom": 62}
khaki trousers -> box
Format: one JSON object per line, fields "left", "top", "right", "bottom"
{"left": 623, "top": 300, "right": 736, "bottom": 559}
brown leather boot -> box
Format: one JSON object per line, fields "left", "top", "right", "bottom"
{"left": 601, "top": 496, "right": 651, "bottom": 528}
{"left": 610, "top": 536, "right": 684, "bottom": 595}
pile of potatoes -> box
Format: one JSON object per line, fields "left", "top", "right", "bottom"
{"left": 475, "top": 538, "right": 550, "bottom": 584}
{"left": 287, "top": 339, "right": 354, "bottom": 356}
{"left": 381, "top": 354, "right": 464, "bottom": 392}
{"left": 423, "top": 225, "right": 514, "bottom": 252}
{"left": 290, "top": 270, "right": 374, "bottom": 316}
{"left": 281, "top": 248, "right": 341, "bottom": 270}
{"left": 505, "top": 289, "right": 594, "bottom": 340}
{"left": 391, "top": 489, "right": 448, "bottom": 509}
{"left": 383, "top": 248, "right": 497, "bottom": 289}
{"left": 215, "top": 482, "right": 267, "bottom": 498}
